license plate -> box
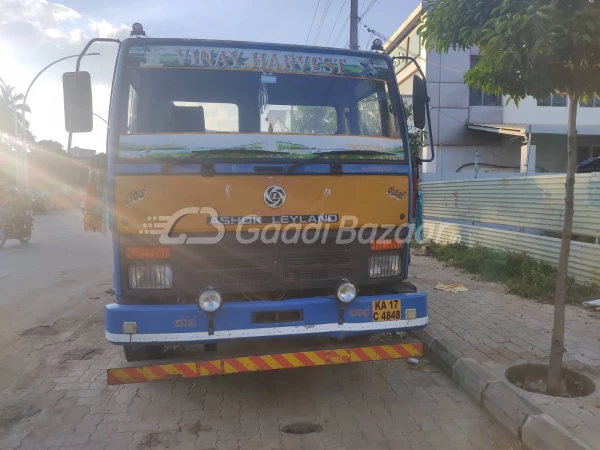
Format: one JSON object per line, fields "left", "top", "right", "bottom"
{"left": 372, "top": 299, "right": 401, "bottom": 322}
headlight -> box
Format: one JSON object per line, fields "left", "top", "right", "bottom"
{"left": 198, "top": 287, "right": 223, "bottom": 312}
{"left": 369, "top": 254, "right": 401, "bottom": 279}
{"left": 129, "top": 265, "right": 172, "bottom": 289}
{"left": 336, "top": 280, "right": 357, "bottom": 304}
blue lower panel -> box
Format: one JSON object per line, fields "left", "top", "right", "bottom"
{"left": 105, "top": 293, "right": 427, "bottom": 345}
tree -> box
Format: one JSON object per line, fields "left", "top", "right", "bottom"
{"left": 290, "top": 106, "right": 337, "bottom": 134}
{"left": 36, "top": 140, "right": 66, "bottom": 154}
{"left": 420, "top": 0, "right": 600, "bottom": 395}
{"left": 0, "top": 85, "right": 30, "bottom": 135}
{"left": 404, "top": 102, "right": 427, "bottom": 163}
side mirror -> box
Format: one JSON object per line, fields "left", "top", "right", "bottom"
{"left": 412, "top": 75, "right": 427, "bottom": 130}
{"left": 63, "top": 71, "right": 93, "bottom": 133}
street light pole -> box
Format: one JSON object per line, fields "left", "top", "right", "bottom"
{"left": 22, "top": 53, "right": 100, "bottom": 108}
{"left": 18, "top": 53, "right": 100, "bottom": 190}
{"left": 93, "top": 113, "right": 108, "bottom": 124}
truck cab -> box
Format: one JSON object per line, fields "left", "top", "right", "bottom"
{"left": 64, "top": 36, "right": 430, "bottom": 362}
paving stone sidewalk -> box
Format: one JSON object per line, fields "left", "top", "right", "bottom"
{"left": 411, "top": 253, "right": 600, "bottom": 448}
{"left": 0, "top": 302, "right": 519, "bottom": 450}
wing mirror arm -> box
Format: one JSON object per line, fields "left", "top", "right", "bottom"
{"left": 66, "top": 38, "right": 121, "bottom": 154}
{"left": 391, "top": 55, "right": 435, "bottom": 164}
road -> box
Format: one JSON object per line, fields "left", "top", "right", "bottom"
{"left": 0, "top": 211, "right": 113, "bottom": 393}
{"left": 0, "top": 212, "right": 519, "bottom": 449}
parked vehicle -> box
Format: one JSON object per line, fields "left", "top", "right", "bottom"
{"left": 577, "top": 157, "right": 600, "bottom": 174}
{"left": 0, "top": 210, "right": 34, "bottom": 248}
{"left": 63, "top": 26, "right": 436, "bottom": 381}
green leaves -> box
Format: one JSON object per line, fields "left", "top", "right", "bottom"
{"left": 421, "top": 0, "right": 600, "bottom": 101}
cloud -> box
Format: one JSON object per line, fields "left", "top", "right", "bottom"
{"left": 1, "top": 0, "right": 80, "bottom": 25}
{"left": 89, "top": 19, "right": 129, "bottom": 39}
{"left": 0, "top": 0, "right": 130, "bottom": 150}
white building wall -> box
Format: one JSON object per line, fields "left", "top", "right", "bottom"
{"left": 386, "top": 1, "right": 600, "bottom": 180}
{"left": 503, "top": 97, "right": 600, "bottom": 126}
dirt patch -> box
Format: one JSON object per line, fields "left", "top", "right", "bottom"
{"left": 187, "top": 420, "right": 213, "bottom": 435}
{"left": 506, "top": 362, "right": 596, "bottom": 398}
{"left": 19, "top": 325, "right": 59, "bottom": 337}
{"left": 281, "top": 422, "right": 323, "bottom": 434}
{"left": 137, "top": 430, "right": 184, "bottom": 449}
{"left": 60, "top": 347, "right": 102, "bottom": 360}
{"left": 0, "top": 404, "right": 40, "bottom": 428}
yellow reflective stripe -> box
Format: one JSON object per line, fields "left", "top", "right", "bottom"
{"left": 161, "top": 364, "right": 184, "bottom": 376}
{"left": 281, "top": 353, "right": 304, "bottom": 368}
{"left": 361, "top": 347, "right": 381, "bottom": 360}
{"left": 198, "top": 365, "right": 212, "bottom": 376}
{"left": 110, "top": 369, "right": 134, "bottom": 383}
{"left": 236, "top": 357, "right": 259, "bottom": 372}
{"left": 304, "top": 352, "right": 326, "bottom": 365}
{"left": 406, "top": 345, "right": 422, "bottom": 357}
{"left": 137, "top": 367, "right": 161, "bottom": 381}
{"left": 382, "top": 346, "right": 402, "bottom": 359}
{"left": 222, "top": 361, "right": 238, "bottom": 374}
{"left": 260, "top": 355, "right": 284, "bottom": 369}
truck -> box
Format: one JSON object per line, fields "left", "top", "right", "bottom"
{"left": 63, "top": 24, "right": 434, "bottom": 383}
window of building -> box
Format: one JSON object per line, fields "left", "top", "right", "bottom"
{"left": 468, "top": 56, "right": 501, "bottom": 106}
{"left": 580, "top": 95, "right": 600, "bottom": 107}
{"left": 537, "top": 94, "right": 567, "bottom": 107}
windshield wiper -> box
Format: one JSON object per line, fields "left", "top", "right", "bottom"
{"left": 286, "top": 150, "right": 396, "bottom": 173}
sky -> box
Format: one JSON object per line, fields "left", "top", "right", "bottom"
{"left": 0, "top": 0, "right": 421, "bottom": 152}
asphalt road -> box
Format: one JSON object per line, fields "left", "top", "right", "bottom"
{"left": 0, "top": 211, "right": 113, "bottom": 393}
{"left": 0, "top": 212, "right": 519, "bottom": 449}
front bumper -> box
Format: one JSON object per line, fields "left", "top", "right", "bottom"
{"left": 106, "top": 292, "right": 427, "bottom": 345}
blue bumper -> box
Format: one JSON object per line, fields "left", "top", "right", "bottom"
{"left": 105, "top": 292, "right": 427, "bottom": 345}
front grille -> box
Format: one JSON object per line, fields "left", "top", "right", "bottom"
{"left": 199, "top": 257, "right": 266, "bottom": 271}
{"left": 221, "top": 273, "right": 272, "bottom": 285}
{"left": 288, "top": 255, "right": 350, "bottom": 267}
{"left": 282, "top": 269, "right": 350, "bottom": 282}
{"left": 120, "top": 231, "right": 406, "bottom": 299}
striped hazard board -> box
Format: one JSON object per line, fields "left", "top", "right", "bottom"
{"left": 107, "top": 343, "right": 423, "bottom": 384}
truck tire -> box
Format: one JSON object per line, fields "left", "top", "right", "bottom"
{"left": 392, "top": 282, "right": 418, "bottom": 293}
{"left": 123, "top": 345, "right": 164, "bottom": 362}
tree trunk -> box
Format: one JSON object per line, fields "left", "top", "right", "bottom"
{"left": 546, "top": 94, "right": 579, "bottom": 396}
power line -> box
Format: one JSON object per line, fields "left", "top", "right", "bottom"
{"left": 332, "top": 14, "right": 350, "bottom": 47}
{"left": 363, "top": 30, "right": 373, "bottom": 51}
{"left": 313, "top": 0, "right": 333, "bottom": 45}
{"left": 325, "top": 0, "right": 348, "bottom": 46}
{"left": 306, "top": 0, "right": 322, "bottom": 45}
{"left": 361, "top": 0, "right": 378, "bottom": 19}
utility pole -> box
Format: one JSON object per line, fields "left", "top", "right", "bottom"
{"left": 350, "top": 0, "right": 359, "bottom": 50}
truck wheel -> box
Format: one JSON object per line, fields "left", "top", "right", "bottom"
{"left": 123, "top": 345, "right": 164, "bottom": 362}
{"left": 392, "top": 282, "right": 418, "bottom": 293}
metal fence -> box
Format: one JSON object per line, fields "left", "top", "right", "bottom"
{"left": 422, "top": 173, "right": 600, "bottom": 238}
{"left": 421, "top": 173, "right": 600, "bottom": 284}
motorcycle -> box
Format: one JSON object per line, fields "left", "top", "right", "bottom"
{"left": 0, "top": 211, "right": 34, "bottom": 248}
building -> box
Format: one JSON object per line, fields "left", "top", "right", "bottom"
{"left": 385, "top": 1, "right": 600, "bottom": 181}
{"left": 71, "top": 147, "right": 97, "bottom": 158}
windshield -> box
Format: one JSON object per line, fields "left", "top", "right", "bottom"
{"left": 117, "top": 44, "right": 405, "bottom": 160}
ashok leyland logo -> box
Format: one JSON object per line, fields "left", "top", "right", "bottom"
{"left": 264, "top": 186, "right": 286, "bottom": 208}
